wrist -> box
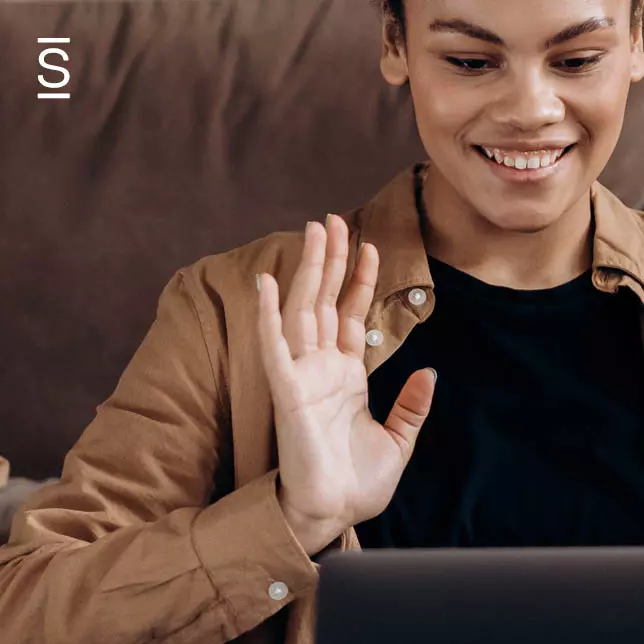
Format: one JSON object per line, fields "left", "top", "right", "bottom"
{"left": 277, "top": 487, "right": 346, "bottom": 556}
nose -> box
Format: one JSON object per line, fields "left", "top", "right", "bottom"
{"left": 489, "top": 66, "right": 565, "bottom": 132}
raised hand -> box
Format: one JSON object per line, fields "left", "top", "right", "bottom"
{"left": 257, "top": 215, "right": 437, "bottom": 555}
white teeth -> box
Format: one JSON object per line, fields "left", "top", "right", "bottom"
{"left": 480, "top": 147, "right": 569, "bottom": 170}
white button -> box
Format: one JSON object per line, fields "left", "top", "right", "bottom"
{"left": 365, "top": 329, "right": 384, "bottom": 347}
{"left": 268, "top": 581, "right": 289, "bottom": 601}
{"left": 408, "top": 288, "right": 427, "bottom": 306}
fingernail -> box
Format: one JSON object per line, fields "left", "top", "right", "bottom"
{"left": 255, "top": 274, "right": 262, "bottom": 292}
{"left": 427, "top": 368, "right": 438, "bottom": 384}
{"left": 326, "top": 213, "right": 332, "bottom": 228}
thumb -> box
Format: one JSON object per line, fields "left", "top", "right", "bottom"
{"left": 383, "top": 368, "right": 437, "bottom": 462}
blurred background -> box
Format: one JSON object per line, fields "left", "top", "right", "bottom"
{"left": 0, "top": 0, "right": 642, "bottom": 487}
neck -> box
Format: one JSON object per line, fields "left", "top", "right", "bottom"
{"left": 421, "top": 168, "right": 594, "bottom": 291}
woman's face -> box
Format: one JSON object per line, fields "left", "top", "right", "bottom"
{"left": 381, "top": 0, "right": 644, "bottom": 232}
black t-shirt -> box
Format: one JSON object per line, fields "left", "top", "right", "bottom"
{"left": 355, "top": 256, "right": 644, "bottom": 548}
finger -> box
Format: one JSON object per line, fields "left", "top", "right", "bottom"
{"left": 257, "top": 273, "right": 300, "bottom": 412}
{"left": 384, "top": 368, "right": 437, "bottom": 463}
{"left": 316, "top": 214, "right": 349, "bottom": 349}
{"left": 281, "top": 221, "right": 327, "bottom": 360}
{"left": 337, "top": 242, "right": 379, "bottom": 360}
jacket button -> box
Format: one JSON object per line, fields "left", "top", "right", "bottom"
{"left": 408, "top": 288, "right": 427, "bottom": 306}
{"left": 268, "top": 581, "right": 289, "bottom": 601}
{"left": 365, "top": 330, "right": 384, "bottom": 347}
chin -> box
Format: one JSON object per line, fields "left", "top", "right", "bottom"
{"left": 481, "top": 207, "right": 560, "bottom": 234}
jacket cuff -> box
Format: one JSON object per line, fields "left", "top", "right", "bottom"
{"left": 191, "top": 470, "right": 319, "bottom": 627}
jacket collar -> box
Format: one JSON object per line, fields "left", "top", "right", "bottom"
{"left": 591, "top": 183, "right": 644, "bottom": 287}
{"left": 359, "top": 163, "right": 644, "bottom": 303}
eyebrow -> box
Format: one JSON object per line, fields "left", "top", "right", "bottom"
{"left": 428, "top": 17, "right": 616, "bottom": 49}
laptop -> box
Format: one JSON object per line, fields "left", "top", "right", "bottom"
{"left": 315, "top": 548, "right": 644, "bottom": 643}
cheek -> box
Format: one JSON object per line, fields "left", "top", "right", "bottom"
{"left": 568, "top": 76, "right": 631, "bottom": 154}
{"left": 581, "top": 103, "right": 624, "bottom": 146}
{"left": 408, "top": 58, "right": 486, "bottom": 143}
{"left": 410, "top": 81, "right": 481, "bottom": 151}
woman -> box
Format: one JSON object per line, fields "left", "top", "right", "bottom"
{"left": 1, "top": 1, "right": 643, "bottom": 643}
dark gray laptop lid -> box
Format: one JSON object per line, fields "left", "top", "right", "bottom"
{"left": 316, "top": 548, "right": 644, "bottom": 644}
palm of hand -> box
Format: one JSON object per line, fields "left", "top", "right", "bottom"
{"left": 274, "top": 346, "right": 406, "bottom": 526}
{"left": 257, "top": 215, "right": 436, "bottom": 534}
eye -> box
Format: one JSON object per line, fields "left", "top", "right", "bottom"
{"left": 551, "top": 53, "right": 604, "bottom": 73}
{"left": 445, "top": 56, "right": 497, "bottom": 73}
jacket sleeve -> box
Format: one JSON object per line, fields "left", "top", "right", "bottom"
{"left": 0, "top": 270, "right": 319, "bottom": 644}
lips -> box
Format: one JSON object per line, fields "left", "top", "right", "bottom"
{"left": 474, "top": 144, "right": 576, "bottom": 171}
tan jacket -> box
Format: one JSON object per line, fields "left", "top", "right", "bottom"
{"left": 1, "top": 164, "right": 643, "bottom": 644}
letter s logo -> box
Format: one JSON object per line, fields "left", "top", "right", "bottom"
{"left": 38, "top": 48, "right": 70, "bottom": 88}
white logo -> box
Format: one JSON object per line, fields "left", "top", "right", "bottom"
{"left": 38, "top": 38, "right": 71, "bottom": 99}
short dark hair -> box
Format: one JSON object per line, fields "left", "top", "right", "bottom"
{"left": 381, "top": 0, "right": 406, "bottom": 43}
{"left": 381, "top": 0, "right": 643, "bottom": 43}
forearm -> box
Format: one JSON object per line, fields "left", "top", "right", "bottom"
{"left": 0, "top": 471, "right": 318, "bottom": 644}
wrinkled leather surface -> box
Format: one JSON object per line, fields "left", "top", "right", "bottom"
{"left": 0, "top": 0, "right": 642, "bottom": 478}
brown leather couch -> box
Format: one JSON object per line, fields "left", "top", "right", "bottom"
{"left": 1, "top": 0, "right": 643, "bottom": 485}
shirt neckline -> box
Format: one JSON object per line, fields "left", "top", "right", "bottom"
{"left": 427, "top": 254, "right": 598, "bottom": 308}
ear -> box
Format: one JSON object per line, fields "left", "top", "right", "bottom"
{"left": 630, "top": 23, "right": 644, "bottom": 82}
{"left": 380, "top": 17, "right": 410, "bottom": 86}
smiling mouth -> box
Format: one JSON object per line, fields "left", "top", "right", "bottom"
{"left": 473, "top": 144, "right": 576, "bottom": 170}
